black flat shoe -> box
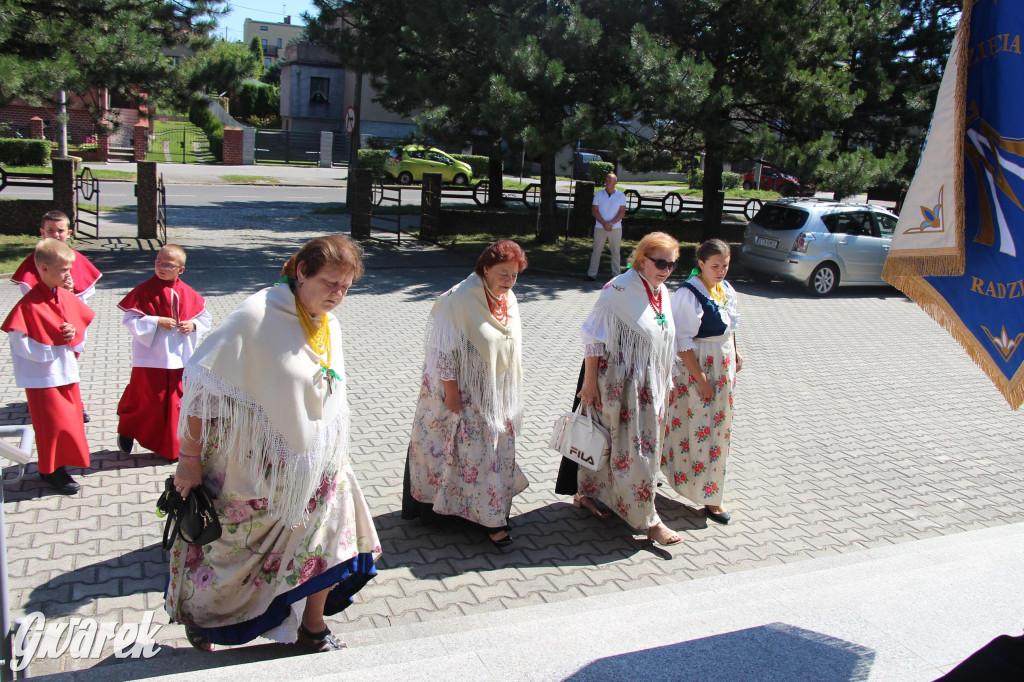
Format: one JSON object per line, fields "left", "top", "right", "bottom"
{"left": 117, "top": 435, "right": 134, "bottom": 455}
{"left": 488, "top": 531, "right": 514, "bottom": 548}
{"left": 705, "top": 507, "right": 731, "bottom": 525}
{"left": 40, "top": 467, "right": 79, "bottom": 495}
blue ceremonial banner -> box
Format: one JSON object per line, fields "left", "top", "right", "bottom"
{"left": 884, "top": 0, "right": 1024, "bottom": 409}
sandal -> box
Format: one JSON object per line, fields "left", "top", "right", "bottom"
{"left": 646, "top": 523, "right": 682, "bottom": 547}
{"left": 185, "top": 626, "right": 214, "bottom": 652}
{"left": 573, "top": 494, "right": 611, "bottom": 519}
{"left": 296, "top": 623, "right": 347, "bottom": 652}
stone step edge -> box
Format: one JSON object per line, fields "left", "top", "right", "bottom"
{"left": 36, "top": 521, "right": 1024, "bottom": 681}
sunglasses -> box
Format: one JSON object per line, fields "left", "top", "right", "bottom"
{"left": 648, "top": 257, "right": 678, "bottom": 271}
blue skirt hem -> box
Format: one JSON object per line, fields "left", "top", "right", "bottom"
{"left": 179, "top": 552, "right": 377, "bottom": 646}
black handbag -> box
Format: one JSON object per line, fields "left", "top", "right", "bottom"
{"left": 157, "top": 476, "right": 222, "bottom": 550}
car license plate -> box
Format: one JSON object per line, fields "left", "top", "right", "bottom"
{"left": 754, "top": 235, "right": 779, "bottom": 249}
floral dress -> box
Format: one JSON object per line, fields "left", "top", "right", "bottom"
{"left": 406, "top": 365, "right": 528, "bottom": 529}
{"left": 661, "top": 277, "right": 738, "bottom": 507}
{"left": 164, "top": 284, "right": 381, "bottom": 647}
{"left": 165, "top": 419, "right": 382, "bottom": 645}
{"left": 404, "top": 273, "right": 528, "bottom": 531}
{"left": 569, "top": 269, "right": 675, "bottom": 531}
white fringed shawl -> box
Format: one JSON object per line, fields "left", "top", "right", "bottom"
{"left": 423, "top": 273, "right": 523, "bottom": 433}
{"left": 178, "top": 284, "right": 350, "bottom": 528}
{"left": 583, "top": 268, "right": 675, "bottom": 415}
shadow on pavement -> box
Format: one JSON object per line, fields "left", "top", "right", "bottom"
{"left": 372, "top": 495, "right": 708, "bottom": 578}
{"left": 24, "top": 543, "right": 166, "bottom": 618}
{"left": 564, "top": 622, "right": 875, "bottom": 682}
{"left": 733, "top": 279, "right": 909, "bottom": 302}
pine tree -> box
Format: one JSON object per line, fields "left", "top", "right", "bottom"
{"left": 0, "top": 0, "right": 227, "bottom": 117}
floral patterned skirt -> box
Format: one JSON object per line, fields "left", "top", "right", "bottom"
{"left": 577, "top": 353, "right": 665, "bottom": 531}
{"left": 164, "top": 437, "right": 382, "bottom": 646}
{"left": 661, "top": 334, "right": 736, "bottom": 506}
{"left": 406, "top": 372, "right": 528, "bottom": 530}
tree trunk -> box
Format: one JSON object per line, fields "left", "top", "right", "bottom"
{"left": 701, "top": 141, "right": 724, "bottom": 241}
{"left": 487, "top": 137, "right": 503, "bottom": 207}
{"left": 537, "top": 150, "right": 559, "bottom": 243}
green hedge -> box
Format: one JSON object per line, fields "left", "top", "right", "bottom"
{"left": 234, "top": 82, "right": 280, "bottom": 120}
{"left": 188, "top": 94, "right": 224, "bottom": 162}
{"left": 687, "top": 169, "right": 742, "bottom": 190}
{"left": 0, "top": 138, "right": 51, "bottom": 166}
{"left": 451, "top": 154, "right": 489, "bottom": 179}
{"left": 588, "top": 161, "right": 615, "bottom": 184}
{"left": 357, "top": 149, "right": 389, "bottom": 177}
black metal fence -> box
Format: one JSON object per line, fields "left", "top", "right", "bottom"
{"left": 156, "top": 173, "right": 167, "bottom": 244}
{"left": 74, "top": 167, "right": 100, "bottom": 238}
{"left": 254, "top": 130, "right": 320, "bottom": 165}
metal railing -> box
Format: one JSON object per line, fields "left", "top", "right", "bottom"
{"left": 74, "top": 167, "right": 100, "bottom": 238}
{"left": 368, "top": 178, "right": 403, "bottom": 244}
{"left": 156, "top": 173, "right": 167, "bottom": 244}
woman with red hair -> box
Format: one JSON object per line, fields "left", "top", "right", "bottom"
{"left": 403, "top": 240, "right": 529, "bottom": 548}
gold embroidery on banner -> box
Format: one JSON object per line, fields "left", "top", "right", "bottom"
{"left": 965, "top": 102, "right": 1022, "bottom": 256}
{"left": 904, "top": 185, "right": 944, "bottom": 234}
{"left": 980, "top": 325, "right": 1024, "bottom": 363}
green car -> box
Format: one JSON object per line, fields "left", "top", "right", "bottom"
{"left": 383, "top": 145, "right": 473, "bottom": 186}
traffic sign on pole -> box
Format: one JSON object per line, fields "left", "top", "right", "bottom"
{"left": 345, "top": 106, "right": 356, "bottom": 135}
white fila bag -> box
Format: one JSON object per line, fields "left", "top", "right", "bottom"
{"left": 549, "top": 403, "right": 611, "bottom": 471}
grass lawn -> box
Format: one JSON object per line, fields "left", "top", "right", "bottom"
{"left": 1, "top": 165, "right": 136, "bottom": 181}
{"left": 148, "top": 120, "right": 214, "bottom": 164}
{"left": 0, "top": 234, "right": 40, "bottom": 274}
{"left": 219, "top": 175, "right": 281, "bottom": 184}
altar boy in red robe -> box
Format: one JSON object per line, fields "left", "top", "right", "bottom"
{"left": 2, "top": 239, "right": 95, "bottom": 494}
{"left": 116, "top": 244, "right": 211, "bottom": 460}
{"left": 11, "top": 210, "right": 103, "bottom": 303}
{"left": 11, "top": 210, "right": 102, "bottom": 423}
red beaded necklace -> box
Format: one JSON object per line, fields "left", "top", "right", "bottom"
{"left": 485, "top": 287, "right": 508, "bottom": 326}
{"left": 640, "top": 276, "right": 667, "bottom": 328}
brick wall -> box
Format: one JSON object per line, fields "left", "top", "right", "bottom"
{"left": 222, "top": 127, "right": 243, "bottom": 165}
{"left": 0, "top": 199, "right": 57, "bottom": 236}
{"left": 0, "top": 105, "right": 96, "bottom": 143}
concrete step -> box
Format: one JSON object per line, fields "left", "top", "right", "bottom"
{"left": 34, "top": 522, "right": 1024, "bottom": 682}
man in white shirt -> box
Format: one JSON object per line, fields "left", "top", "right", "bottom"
{"left": 587, "top": 173, "right": 627, "bottom": 280}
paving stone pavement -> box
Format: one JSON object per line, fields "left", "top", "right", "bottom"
{"left": 1, "top": 199, "right": 1023, "bottom": 677}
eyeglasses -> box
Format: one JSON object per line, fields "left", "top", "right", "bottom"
{"left": 156, "top": 260, "right": 183, "bottom": 270}
{"left": 648, "top": 258, "right": 678, "bottom": 271}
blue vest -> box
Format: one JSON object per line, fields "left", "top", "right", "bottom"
{"left": 681, "top": 282, "right": 729, "bottom": 338}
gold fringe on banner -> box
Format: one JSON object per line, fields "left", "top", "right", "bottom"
{"left": 882, "top": 252, "right": 965, "bottom": 281}
{"left": 889, "top": 274, "right": 1024, "bottom": 410}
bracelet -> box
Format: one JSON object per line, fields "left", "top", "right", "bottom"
{"left": 178, "top": 453, "right": 201, "bottom": 460}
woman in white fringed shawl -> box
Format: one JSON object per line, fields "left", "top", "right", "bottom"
{"left": 403, "top": 240, "right": 529, "bottom": 549}
{"left": 169, "top": 236, "right": 381, "bottom": 653}
{"left": 555, "top": 232, "right": 683, "bottom": 546}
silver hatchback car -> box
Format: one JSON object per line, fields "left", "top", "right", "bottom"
{"left": 740, "top": 199, "right": 898, "bottom": 295}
